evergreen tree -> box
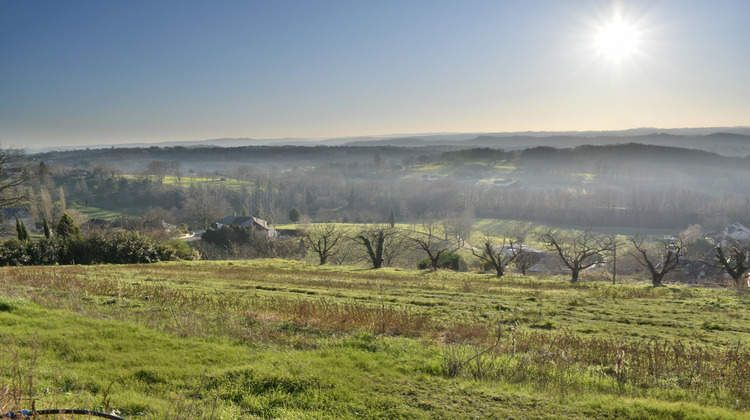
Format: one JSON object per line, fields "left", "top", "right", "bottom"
{"left": 42, "top": 217, "right": 51, "bottom": 239}
{"left": 387, "top": 208, "right": 395, "bottom": 228}
{"left": 15, "top": 215, "right": 28, "bottom": 241}
{"left": 56, "top": 213, "right": 82, "bottom": 240}
{"left": 288, "top": 207, "right": 301, "bottom": 223}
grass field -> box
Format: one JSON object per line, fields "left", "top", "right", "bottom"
{"left": 67, "top": 203, "right": 139, "bottom": 221}
{"left": 120, "top": 175, "right": 253, "bottom": 190}
{"left": 2, "top": 260, "right": 749, "bottom": 418}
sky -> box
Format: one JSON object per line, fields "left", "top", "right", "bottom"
{"left": 1, "top": 0, "right": 749, "bottom": 148}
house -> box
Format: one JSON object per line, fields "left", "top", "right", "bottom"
{"left": 722, "top": 223, "right": 750, "bottom": 242}
{"left": 216, "top": 215, "right": 276, "bottom": 237}
{"left": 499, "top": 245, "right": 555, "bottom": 273}
{"left": 673, "top": 258, "right": 719, "bottom": 282}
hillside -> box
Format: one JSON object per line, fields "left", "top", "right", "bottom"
{"left": 2, "top": 260, "right": 750, "bottom": 418}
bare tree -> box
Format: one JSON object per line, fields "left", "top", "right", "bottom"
{"left": 183, "top": 187, "right": 230, "bottom": 230}
{"left": 146, "top": 160, "right": 171, "bottom": 185}
{"left": 713, "top": 239, "right": 750, "bottom": 289}
{"left": 354, "top": 225, "right": 403, "bottom": 269}
{"left": 630, "top": 233, "right": 685, "bottom": 287}
{"left": 514, "top": 248, "right": 542, "bottom": 276}
{"left": 538, "top": 229, "right": 615, "bottom": 282}
{"left": 409, "top": 220, "right": 458, "bottom": 271}
{"left": 303, "top": 223, "right": 343, "bottom": 265}
{"left": 470, "top": 233, "right": 518, "bottom": 278}
{"left": 441, "top": 210, "right": 474, "bottom": 247}
{"left": 506, "top": 222, "right": 539, "bottom": 276}
{"left": 169, "top": 160, "right": 182, "bottom": 183}
{"left": 0, "top": 148, "right": 34, "bottom": 208}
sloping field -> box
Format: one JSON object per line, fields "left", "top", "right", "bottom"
{"left": 2, "top": 260, "right": 749, "bottom": 418}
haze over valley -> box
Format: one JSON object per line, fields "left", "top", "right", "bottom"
{"left": 2, "top": 1, "right": 750, "bottom": 418}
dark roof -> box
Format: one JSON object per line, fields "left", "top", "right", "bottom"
{"left": 217, "top": 215, "right": 270, "bottom": 230}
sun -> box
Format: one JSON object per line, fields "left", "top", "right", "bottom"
{"left": 594, "top": 20, "right": 641, "bottom": 61}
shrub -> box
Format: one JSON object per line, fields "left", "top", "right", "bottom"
{"left": 0, "top": 238, "right": 31, "bottom": 266}
{"left": 417, "top": 252, "right": 462, "bottom": 271}
{"left": 161, "top": 239, "right": 200, "bottom": 261}
{"left": 0, "top": 231, "right": 181, "bottom": 266}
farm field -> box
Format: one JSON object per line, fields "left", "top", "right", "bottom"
{"left": 2, "top": 260, "right": 750, "bottom": 419}
{"left": 119, "top": 174, "right": 253, "bottom": 190}
{"left": 67, "top": 203, "right": 138, "bottom": 221}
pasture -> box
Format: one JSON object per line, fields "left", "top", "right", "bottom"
{"left": 1, "top": 260, "right": 749, "bottom": 418}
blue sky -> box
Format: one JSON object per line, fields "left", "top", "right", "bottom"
{"left": 1, "top": 0, "right": 749, "bottom": 148}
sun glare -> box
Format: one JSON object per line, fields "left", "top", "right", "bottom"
{"left": 595, "top": 20, "right": 641, "bottom": 61}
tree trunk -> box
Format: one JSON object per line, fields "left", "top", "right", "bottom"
{"left": 651, "top": 274, "right": 664, "bottom": 287}
{"left": 360, "top": 234, "right": 384, "bottom": 269}
{"left": 493, "top": 262, "right": 504, "bottom": 278}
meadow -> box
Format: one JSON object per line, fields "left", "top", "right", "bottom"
{"left": 120, "top": 175, "right": 253, "bottom": 190}
{"left": 2, "top": 260, "right": 750, "bottom": 419}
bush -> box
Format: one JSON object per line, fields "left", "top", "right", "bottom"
{"left": 160, "top": 239, "right": 200, "bottom": 261}
{"left": 0, "top": 231, "right": 182, "bottom": 266}
{"left": 106, "top": 231, "right": 162, "bottom": 264}
{"left": 418, "top": 252, "right": 462, "bottom": 271}
{"left": 0, "top": 238, "right": 31, "bottom": 266}
{"left": 201, "top": 225, "right": 253, "bottom": 247}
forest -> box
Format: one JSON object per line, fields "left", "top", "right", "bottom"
{"left": 19, "top": 141, "right": 750, "bottom": 232}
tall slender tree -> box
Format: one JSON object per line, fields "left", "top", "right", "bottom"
{"left": 15, "top": 215, "right": 29, "bottom": 241}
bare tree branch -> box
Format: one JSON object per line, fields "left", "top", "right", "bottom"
{"left": 629, "top": 233, "right": 685, "bottom": 287}
{"left": 470, "top": 233, "right": 517, "bottom": 278}
{"left": 408, "top": 220, "right": 459, "bottom": 271}
{"left": 538, "top": 229, "right": 615, "bottom": 282}
{"left": 302, "top": 223, "right": 343, "bottom": 265}
{"left": 0, "top": 148, "right": 34, "bottom": 208}
{"left": 713, "top": 239, "right": 750, "bottom": 289}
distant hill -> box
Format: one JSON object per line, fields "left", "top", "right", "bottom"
{"left": 27, "top": 127, "right": 750, "bottom": 155}
{"left": 338, "top": 130, "right": 750, "bottom": 157}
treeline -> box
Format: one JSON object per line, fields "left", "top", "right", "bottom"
{"left": 27, "top": 143, "right": 750, "bottom": 231}
{"left": 33, "top": 145, "right": 444, "bottom": 173}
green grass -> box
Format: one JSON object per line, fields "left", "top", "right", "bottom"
{"left": 2, "top": 261, "right": 750, "bottom": 418}
{"left": 118, "top": 174, "right": 253, "bottom": 190}
{"left": 67, "top": 203, "right": 131, "bottom": 221}
{"left": 472, "top": 218, "right": 674, "bottom": 244}
{"left": 163, "top": 176, "right": 253, "bottom": 189}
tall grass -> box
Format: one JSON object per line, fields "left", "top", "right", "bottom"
{"left": 3, "top": 261, "right": 750, "bottom": 416}
{"left": 442, "top": 328, "right": 750, "bottom": 409}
